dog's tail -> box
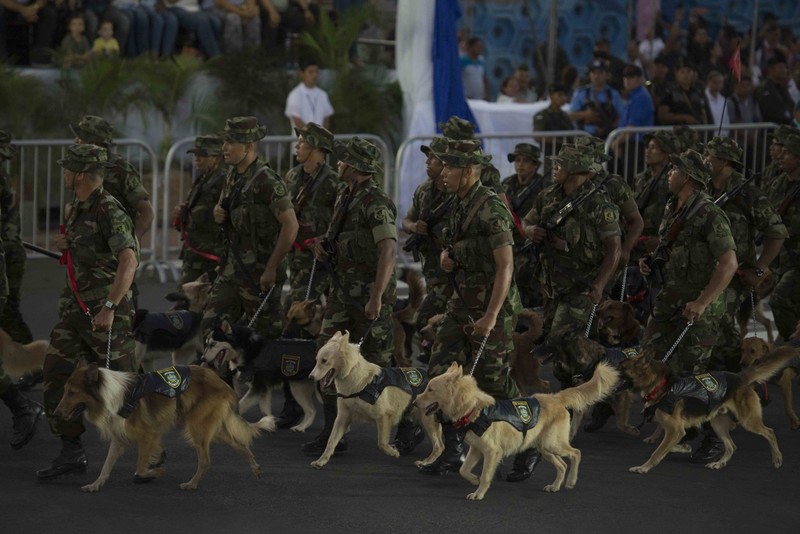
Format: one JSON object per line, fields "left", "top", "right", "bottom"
{"left": 740, "top": 345, "right": 798, "bottom": 386}
{"left": 550, "top": 362, "right": 620, "bottom": 412}
{"left": 222, "top": 412, "right": 275, "bottom": 447}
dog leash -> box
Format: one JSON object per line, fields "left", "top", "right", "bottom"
{"left": 304, "top": 259, "right": 317, "bottom": 301}
{"left": 468, "top": 334, "right": 490, "bottom": 376}
{"left": 355, "top": 318, "right": 377, "bottom": 347}
{"left": 105, "top": 327, "right": 112, "bottom": 369}
{"left": 584, "top": 303, "right": 598, "bottom": 338}
{"left": 247, "top": 285, "right": 275, "bottom": 328}
{"left": 618, "top": 267, "right": 628, "bottom": 302}
{"left": 749, "top": 289, "right": 757, "bottom": 337}
{"left": 660, "top": 320, "right": 694, "bottom": 362}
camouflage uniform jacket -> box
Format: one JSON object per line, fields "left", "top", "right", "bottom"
{"left": 656, "top": 191, "right": 736, "bottom": 300}
{"left": 480, "top": 165, "right": 503, "bottom": 194}
{"left": 284, "top": 162, "right": 340, "bottom": 251}
{"left": 534, "top": 106, "right": 574, "bottom": 132}
{"left": 406, "top": 179, "right": 450, "bottom": 282}
{"left": 104, "top": 152, "right": 150, "bottom": 222}
{"left": 658, "top": 82, "right": 712, "bottom": 125}
{"left": 59, "top": 186, "right": 137, "bottom": 313}
{"left": 179, "top": 166, "right": 227, "bottom": 261}
{"left": 219, "top": 159, "right": 294, "bottom": 280}
{"left": 709, "top": 171, "right": 787, "bottom": 280}
{"left": 596, "top": 170, "right": 637, "bottom": 239}
{"left": 635, "top": 165, "right": 672, "bottom": 236}
{"left": 502, "top": 173, "right": 548, "bottom": 247}
{"left": 765, "top": 172, "right": 800, "bottom": 274}
{"left": 0, "top": 202, "right": 6, "bottom": 302}
{"left": 0, "top": 169, "right": 21, "bottom": 302}
{"left": 524, "top": 181, "right": 620, "bottom": 296}
{"left": 442, "top": 181, "right": 521, "bottom": 316}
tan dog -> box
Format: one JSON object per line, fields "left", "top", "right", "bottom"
{"left": 621, "top": 347, "right": 796, "bottom": 474}
{"left": 392, "top": 269, "right": 425, "bottom": 367}
{"left": 597, "top": 300, "right": 642, "bottom": 347}
{"left": 54, "top": 363, "right": 274, "bottom": 492}
{"left": 308, "top": 331, "right": 443, "bottom": 469}
{"left": 741, "top": 336, "right": 799, "bottom": 429}
{"left": 415, "top": 361, "right": 619, "bottom": 500}
{"left": 510, "top": 309, "right": 550, "bottom": 392}
{"left": 286, "top": 298, "right": 325, "bottom": 338}
{"left": 0, "top": 328, "right": 48, "bottom": 380}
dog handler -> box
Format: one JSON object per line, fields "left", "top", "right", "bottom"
{"left": 36, "top": 144, "right": 138, "bottom": 481}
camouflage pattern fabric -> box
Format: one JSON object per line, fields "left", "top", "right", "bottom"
{"left": 634, "top": 165, "right": 672, "bottom": 243}
{"left": 104, "top": 152, "right": 149, "bottom": 223}
{"left": 644, "top": 191, "right": 735, "bottom": 375}
{"left": 479, "top": 165, "right": 503, "bottom": 194}
{"left": 765, "top": 171, "right": 800, "bottom": 339}
{"left": 44, "top": 186, "right": 137, "bottom": 437}
{"left": 406, "top": 179, "right": 450, "bottom": 281}
{"left": 283, "top": 161, "right": 340, "bottom": 310}
{"left": 201, "top": 159, "right": 293, "bottom": 339}
{"left": 178, "top": 166, "right": 227, "bottom": 285}
{"left": 0, "top": 169, "right": 32, "bottom": 342}
{"left": 534, "top": 106, "right": 574, "bottom": 133}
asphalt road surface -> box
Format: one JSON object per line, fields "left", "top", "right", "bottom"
{"left": 2, "top": 260, "right": 797, "bottom": 533}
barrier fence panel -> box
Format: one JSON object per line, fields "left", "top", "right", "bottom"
{"left": 160, "top": 134, "right": 392, "bottom": 282}
{"left": 5, "top": 139, "right": 160, "bottom": 276}
{"left": 604, "top": 123, "right": 779, "bottom": 186}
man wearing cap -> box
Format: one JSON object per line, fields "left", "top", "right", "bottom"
{"left": 419, "top": 138, "right": 524, "bottom": 477}
{"left": 657, "top": 57, "right": 712, "bottom": 125}
{"left": 0, "top": 132, "right": 44, "bottom": 452}
{"left": 634, "top": 130, "right": 679, "bottom": 256}
{"left": 568, "top": 59, "right": 623, "bottom": 139}
{"left": 762, "top": 125, "right": 798, "bottom": 191}
{"left": 71, "top": 115, "right": 154, "bottom": 241}
{"left": 303, "top": 136, "right": 397, "bottom": 454}
{"left": 502, "top": 143, "right": 547, "bottom": 307}
{"left": 534, "top": 83, "right": 575, "bottom": 161}
{"left": 36, "top": 144, "right": 138, "bottom": 481}
{"left": 765, "top": 132, "right": 800, "bottom": 341}
{"left": 204, "top": 117, "right": 298, "bottom": 342}
{"left": 171, "top": 134, "right": 227, "bottom": 285}
{"left": 610, "top": 64, "right": 654, "bottom": 169}
{"left": 639, "top": 149, "right": 737, "bottom": 378}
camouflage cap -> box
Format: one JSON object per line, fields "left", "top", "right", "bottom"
{"left": 669, "top": 149, "right": 712, "bottom": 188}
{"left": 438, "top": 116, "right": 476, "bottom": 140}
{"left": 672, "top": 125, "right": 702, "bottom": 153}
{"left": 0, "top": 130, "right": 17, "bottom": 159}
{"left": 548, "top": 146, "right": 594, "bottom": 174}
{"left": 507, "top": 143, "right": 541, "bottom": 163}
{"left": 70, "top": 115, "right": 114, "bottom": 146}
{"left": 187, "top": 134, "right": 223, "bottom": 156}
{"left": 705, "top": 136, "right": 743, "bottom": 167}
{"left": 572, "top": 136, "right": 612, "bottom": 162}
{"left": 421, "top": 136, "right": 449, "bottom": 157}
{"left": 770, "top": 124, "right": 799, "bottom": 145}
{"left": 294, "top": 122, "right": 334, "bottom": 153}
{"left": 221, "top": 116, "right": 267, "bottom": 143}
{"left": 57, "top": 143, "right": 114, "bottom": 173}
{"left": 782, "top": 132, "right": 800, "bottom": 157}
{"left": 334, "top": 136, "right": 382, "bottom": 174}
{"left": 434, "top": 139, "right": 492, "bottom": 168}
{"left": 644, "top": 130, "right": 679, "bottom": 154}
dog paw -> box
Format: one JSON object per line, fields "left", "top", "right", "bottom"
{"left": 290, "top": 425, "right": 308, "bottom": 433}
{"left": 252, "top": 465, "right": 262, "bottom": 479}
{"left": 81, "top": 482, "right": 102, "bottom": 493}
{"left": 773, "top": 454, "right": 783, "bottom": 469}
{"left": 621, "top": 426, "right": 640, "bottom": 436}
{"left": 542, "top": 484, "right": 560, "bottom": 492}
{"left": 310, "top": 460, "right": 326, "bottom": 470}
{"left": 179, "top": 482, "right": 198, "bottom": 490}
{"left": 382, "top": 446, "right": 400, "bottom": 458}
{"left": 705, "top": 460, "right": 727, "bottom": 470}
{"left": 466, "top": 492, "right": 484, "bottom": 501}
{"left": 790, "top": 420, "right": 799, "bottom": 430}
{"left": 628, "top": 465, "right": 649, "bottom": 474}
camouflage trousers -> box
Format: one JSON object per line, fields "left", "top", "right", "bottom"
{"left": 513, "top": 252, "right": 543, "bottom": 308}
{"left": 43, "top": 301, "right": 135, "bottom": 437}
{"left": 414, "top": 276, "right": 452, "bottom": 333}
{"left": 708, "top": 286, "right": 749, "bottom": 372}
{"left": 428, "top": 309, "right": 519, "bottom": 400}
{"left": 645, "top": 289, "right": 725, "bottom": 376}
{"left": 200, "top": 271, "right": 284, "bottom": 340}
{"left": 543, "top": 292, "right": 600, "bottom": 386}
{"left": 179, "top": 246, "right": 221, "bottom": 286}
{"left": 1, "top": 244, "right": 33, "bottom": 343}
{"left": 770, "top": 269, "right": 800, "bottom": 340}
{"left": 283, "top": 250, "right": 331, "bottom": 314}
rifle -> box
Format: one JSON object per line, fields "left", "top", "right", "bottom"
{"left": 292, "top": 165, "right": 324, "bottom": 218}
{"left": 644, "top": 192, "right": 706, "bottom": 284}
{"left": 636, "top": 163, "right": 672, "bottom": 212}
{"left": 22, "top": 241, "right": 61, "bottom": 260}
{"left": 510, "top": 177, "right": 542, "bottom": 215}
{"left": 402, "top": 195, "right": 455, "bottom": 261}
{"left": 714, "top": 171, "right": 759, "bottom": 208}
{"left": 321, "top": 184, "right": 358, "bottom": 260}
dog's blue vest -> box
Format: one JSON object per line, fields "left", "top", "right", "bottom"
{"left": 337, "top": 367, "right": 429, "bottom": 405}
{"left": 118, "top": 366, "right": 191, "bottom": 418}
{"left": 654, "top": 372, "right": 739, "bottom": 417}
{"left": 465, "top": 398, "right": 541, "bottom": 438}
{"left": 134, "top": 310, "right": 201, "bottom": 349}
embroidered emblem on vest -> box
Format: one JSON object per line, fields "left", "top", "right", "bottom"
{"left": 281, "top": 355, "right": 301, "bottom": 377}
{"left": 157, "top": 366, "right": 182, "bottom": 389}
{"left": 513, "top": 400, "right": 533, "bottom": 424}
{"left": 621, "top": 347, "right": 640, "bottom": 359}
{"left": 400, "top": 367, "right": 424, "bottom": 388}
{"left": 168, "top": 312, "right": 185, "bottom": 331}
{"left": 695, "top": 373, "right": 719, "bottom": 392}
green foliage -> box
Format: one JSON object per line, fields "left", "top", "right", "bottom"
{"left": 56, "top": 57, "right": 140, "bottom": 122}
{"left": 0, "top": 65, "right": 57, "bottom": 138}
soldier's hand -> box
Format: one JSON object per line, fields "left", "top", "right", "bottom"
{"left": 638, "top": 257, "right": 651, "bottom": 276}
{"left": 739, "top": 268, "right": 766, "bottom": 289}
{"left": 364, "top": 295, "right": 381, "bottom": 322}
{"left": 618, "top": 250, "right": 631, "bottom": 270}
{"left": 586, "top": 284, "right": 603, "bottom": 304}
{"left": 54, "top": 233, "right": 70, "bottom": 251}
{"left": 414, "top": 220, "right": 429, "bottom": 235}
{"left": 472, "top": 313, "right": 497, "bottom": 338}
{"left": 311, "top": 238, "right": 328, "bottom": 260}
{"left": 172, "top": 203, "right": 186, "bottom": 225}
{"left": 213, "top": 204, "right": 227, "bottom": 224}
{"left": 440, "top": 249, "right": 456, "bottom": 273}
{"left": 683, "top": 300, "right": 707, "bottom": 322}
{"left": 526, "top": 225, "right": 547, "bottom": 243}
{"left": 92, "top": 308, "right": 114, "bottom": 332}
{"left": 260, "top": 268, "right": 276, "bottom": 292}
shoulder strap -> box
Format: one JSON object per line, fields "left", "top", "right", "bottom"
{"left": 459, "top": 189, "right": 494, "bottom": 237}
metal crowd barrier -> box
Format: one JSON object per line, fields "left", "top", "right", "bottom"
{"left": 6, "top": 139, "right": 160, "bottom": 276}
{"left": 159, "top": 134, "right": 393, "bottom": 282}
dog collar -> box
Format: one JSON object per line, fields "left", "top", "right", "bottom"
{"left": 642, "top": 376, "right": 669, "bottom": 404}
{"left": 451, "top": 407, "right": 480, "bottom": 429}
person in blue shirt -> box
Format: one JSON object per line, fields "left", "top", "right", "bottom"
{"left": 568, "top": 58, "right": 624, "bottom": 139}
{"left": 611, "top": 64, "right": 655, "bottom": 175}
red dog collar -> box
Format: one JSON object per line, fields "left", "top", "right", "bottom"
{"left": 643, "top": 376, "right": 669, "bottom": 404}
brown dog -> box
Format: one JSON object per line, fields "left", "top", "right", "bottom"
{"left": 392, "top": 269, "right": 425, "bottom": 367}
{"left": 597, "top": 300, "right": 642, "bottom": 347}
{"left": 0, "top": 328, "right": 48, "bottom": 380}
{"left": 741, "top": 336, "right": 799, "bottom": 429}
{"left": 621, "top": 346, "right": 796, "bottom": 474}
{"left": 510, "top": 309, "right": 550, "bottom": 392}
{"left": 286, "top": 298, "right": 326, "bottom": 338}
{"left": 54, "top": 363, "right": 274, "bottom": 492}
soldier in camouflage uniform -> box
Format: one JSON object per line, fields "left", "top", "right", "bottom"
{"left": 302, "top": 137, "right": 398, "bottom": 455}
{"left": 765, "top": 133, "right": 800, "bottom": 340}
{"left": 36, "top": 144, "right": 139, "bottom": 481}
{"left": 534, "top": 83, "right": 576, "bottom": 164}
{"left": 171, "top": 135, "right": 227, "bottom": 285}
{"left": 203, "top": 117, "right": 298, "bottom": 341}
{"left": 704, "top": 137, "right": 786, "bottom": 372}
{"left": 634, "top": 130, "right": 680, "bottom": 257}
{"left": 0, "top": 131, "right": 33, "bottom": 343}
{"left": 761, "top": 125, "right": 797, "bottom": 188}
{"left": 401, "top": 137, "right": 453, "bottom": 361}
{"left": 419, "top": 139, "right": 524, "bottom": 477}
{"left": 501, "top": 143, "right": 548, "bottom": 307}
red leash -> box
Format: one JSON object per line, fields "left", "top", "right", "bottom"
{"left": 60, "top": 224, "right": 91, "bottom": 320}
{"left": 176, "top": 216, "right": 221, "bottom": 263}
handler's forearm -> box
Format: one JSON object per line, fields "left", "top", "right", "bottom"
{"left": 593, "top": 236, "right": 621, "bottom": 289}
{"left": 266, "top": 212, "right": 299, "bottom": 275}
{"left": 621, "top": 212, "right": 644, "bottom": 256}
{"left": 371, "top": 239, "right": 396, "bottom": 300}
{"left": 756, "top": 237, "right": 784, "bottom": 270}
{"left": 135, "top": 200, "right": 154, "bottom": 240}
{"left": 698, "top": 249, "right": 738, "bottom": 306}
{"left": 486, "top": 245, "right": 513, "bottom": 318}
{"left": 107, "top": 248, "right": 137, "bottom": 305}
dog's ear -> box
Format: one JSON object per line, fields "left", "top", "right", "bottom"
{"left": 221, "top": 319, "right": 233, "bottom": 335}
{"left": 85, "top": 362, "right": 100, "bottom": 385}
{"left": 622, "top": 301, "right": 634, "bottom": 315}
{"left": 339, "top": 331, "right": 350, "bottom": 346}
{"left": 197, "top": 272, "right": 210, "bottom": 284}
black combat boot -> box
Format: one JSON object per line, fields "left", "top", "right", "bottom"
{"left": 418, "top": 415, "right": 465, "bottom": 475}
{"left": 506, "top": 447, "right": 542, "bottom": 482}
{"left": 1, "top": 385, "right": 44, "bottom": 450}
{"left": 583, "top": 402, "right": 614, "bottom": 433}
{"left": 691, "top": 424, "right": 724, "bottom": 463}
{"left": 16, "top": 371, "right": 43, "bottom": 390}
{"left": 36, "top": 436, "right": 88, "bottom": 481}
{"left": 275, "top": 380, "right": 304, "bottom": 430}
{"left": 393, "top": 418, "right": 424, "bottom": 455}
{"left": 300, "top": 401, "right": 348, "bottom": 455}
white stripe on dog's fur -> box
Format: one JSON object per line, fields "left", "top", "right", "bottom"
{"left": 93, "top": 369, "right": 138, "bottom": 444}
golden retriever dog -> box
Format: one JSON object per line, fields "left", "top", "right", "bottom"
{"left": 308, "top": 331, "right": 443, "bottom": 469}
{"left": 392, "top": 269, "right": 425, "bottom": 367}
{"left": 54, "top": 363, "right": 275, "bottom": 492}
{"left": 510, "top": 309, "right": 550, "bottom": 392}
{"left": 414, "top": 361, "right": 619, "bottom": 500}
{"left": 741, "top": 336, "right": 800, "bottom": 429}
{"left": 0, "top": 328, "right": 48, "bottom": 380}
{"left": 597, "top": 300, "right": 643, "bottom": 347}
{"left": 620, "top": 346, "right": 797, "bottom": 474}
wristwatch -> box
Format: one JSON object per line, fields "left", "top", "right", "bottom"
{"left": 754, "top": 268, "right": 765, "bottom": 278}
{"left": 104, "top": 300, "right": 117, "bottom": 311}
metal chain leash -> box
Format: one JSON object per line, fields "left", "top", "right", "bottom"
{"left": 584, "top": 303, "right": 598, "bottom": 338}
{"left": 468, "top": 334, "right": 490, "bottom": 377}
{"left": 661, "top": 320, "right": 694, "bottom": 362}
{"left": 355, "top": 318, "right": 378, "bottom": 347}
{"left": 618, "top": 267, "right": 628, "bottom": 302}
{"left": 248, "top": 285, "right": 275, "bottom": 328}
{"left": 749, "top": 289, "right": 757, "bottom": 338}
{"left": 105, "top": 326, "right": 112, "bottom": 369}
{"left": 304, "top": 259, "right": 317, "bottom": 301}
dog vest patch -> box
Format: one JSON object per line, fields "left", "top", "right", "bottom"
{"left": 118, "top": 366, "right": 191, "bottom": 418}
{"left": 238, "top": 338, "right": 316, "bottom": 383}
{"left": 134, "top": 310, "right": 201, "bottom": 350}
{"left": 337, "top": 367, "right": 430, "bottom": 405}
{"left": 467, "top": 398, "right": 541, "bottom": 438}
{"left": 655, "top": 372, "right": 739, "bottom": 417}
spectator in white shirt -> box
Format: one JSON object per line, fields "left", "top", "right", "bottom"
{"left": 705, "top": 70, "right": 729, "bottom": 136}
{"left": 285, "top": 60, "right": 334, "bottom": 131}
